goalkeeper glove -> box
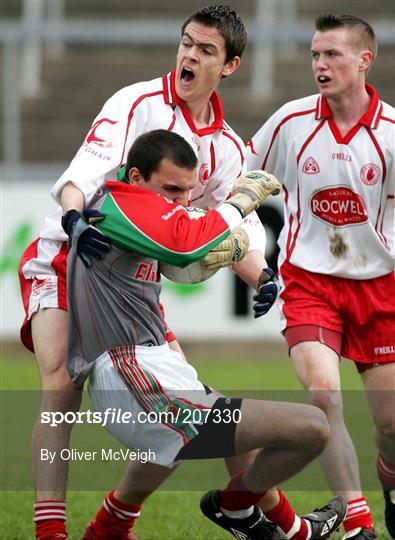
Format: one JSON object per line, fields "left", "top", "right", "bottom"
{"left": 203, "top": 227, "right": 249, "bottom": 270}
{"left": 61, "top": 208, "right": 111, "bottom": 267}
{"left": 226, "top": 170, "right": 281, "bottom": 218}
{"left": 252, "top": 268, "right": 279, "bottom": 318}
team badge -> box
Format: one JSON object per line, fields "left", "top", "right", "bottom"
{"left": 302, "top": 157, "right": 320, "bottom": 175}
{"left": 360, "top": 163, "right": 380, "bottom": 185}
{"left": 199, "top": 163, "right": 210, "bottom": 185}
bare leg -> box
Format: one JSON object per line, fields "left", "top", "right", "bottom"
{"left": 361, "top": 362, "right": 395, "bottom": 463}
{"left": 291, "top": 341, "right": 363, "bottom": 501}
{"left": 168, "top": 339, "right": 281, "bottom": 510}
{"left": 31, "top": 308, "right": 82, "bottom": 499}
{"left": 235, "top": 399, "right": 329, "bottom": 492}
{"left": 115, "top": 461, "right": 176, "bottom": 505}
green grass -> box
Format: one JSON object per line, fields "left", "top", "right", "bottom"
{"left": 0, "top": 346, "right": 390, "bottom": 539}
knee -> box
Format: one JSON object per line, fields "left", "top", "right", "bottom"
{"left": 304, "top": 406, "right": 330, "bottom": 455}
{"left": 308, "top": 384, "right": 342, "bottom": 415}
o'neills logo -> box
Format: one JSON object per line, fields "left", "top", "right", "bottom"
{"left": 310, "top": 187, "right": 368, "bottom": 227}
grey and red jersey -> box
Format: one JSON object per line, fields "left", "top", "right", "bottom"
{"left": 67, "top": 181, "right": 243, "bottom": 386}
{"left": 247, "top": 84, "right": 395, "bottom": 279}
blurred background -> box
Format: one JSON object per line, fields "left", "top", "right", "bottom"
{"left": 1, "top": 0, "right": 394, "bottom": 346}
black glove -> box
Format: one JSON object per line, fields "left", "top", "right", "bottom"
{"left": 252, "top": 267, "right": 279, "bottom": 318}
{"left": 61, "top": 208, "right": 111, "bottom": 267}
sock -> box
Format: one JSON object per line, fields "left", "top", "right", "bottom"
{"left": 265, "top": 490, "right": 310, "bottom": 540}
{"left": 343, "top": 497, "right": 374, "bottom": 532}
{"left": 34, "top": 500, "right": 67, "bottom": 539}
{"left": 94, "top": 490, "right": 141, "bottom": 533}
{"left": 377, "top": 452, "right": 395, "bottom": 490}
{"left": 218, "top": 471, "right": 265, "bottom": 511}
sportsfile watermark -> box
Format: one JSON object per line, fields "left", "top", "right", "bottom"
{"left": 40, "top": 406, "right": 242, "bottom": 427}
{"left": 2, "top": 389, "right": 390, "bottom": 491}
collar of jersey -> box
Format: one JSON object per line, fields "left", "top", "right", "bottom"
{"left": 316, "top": 83, "right": 382, "bottom": 129}
{"left": 162, "top": 70, "right": 224, "bottom": 136}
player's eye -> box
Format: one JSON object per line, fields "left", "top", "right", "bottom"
{"left": 203, "top": 49, "right": 213, "bottom": 55}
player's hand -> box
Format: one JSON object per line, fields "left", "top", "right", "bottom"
{"left": 203, "top": 227, "right": 249, "bottom": 270}
{"left": 252, "top": 268, "right": 279, "bottom": 318}
{"left": 227, "top": 170, "right": 281, "bottom": 217}
{"left": 61, "top": 208, "right": 111, "bottom": 267}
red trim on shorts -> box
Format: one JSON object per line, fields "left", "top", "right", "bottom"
{"left": 50, "top": 243, "right": 68, "bottom": 311}
{"left": 355, "top": 359, "right": 395, "bottom": 373}
{"left": 18, "top": 239, "right": 68, "bottom": 353}
{"left": 285, "top": 325, "right": 342, "bottom": 357}
{"left": 18, "top": 239, "right": 40, "bottom": 352}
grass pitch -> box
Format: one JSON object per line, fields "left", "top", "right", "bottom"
{"left": 0, "top": 343, "right": 390, "bottom": 539}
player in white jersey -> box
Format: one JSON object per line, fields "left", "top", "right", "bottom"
{"left": 18, "top": 6, "right": 279, "bottom": 540}
{"left": 247, "top": 14, "right": 395, "bottom": 540}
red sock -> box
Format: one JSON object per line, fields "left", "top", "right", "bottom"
{"left": 343, "top": 497, "right": 374, "bottom": 532}
{"left": 218, "top": 472, "right": 265, "bottom": 511}
{"left": 377, "top": 452, "right": 395, "bottom": 490}
{"left": 34, "top": 500, "right": 67, "bottom": 539}
{"left": 265, "top": 490, "right": 309, "bottom": 540}
{"left": 94, "top": 490, "right": 141, "bottom": 533}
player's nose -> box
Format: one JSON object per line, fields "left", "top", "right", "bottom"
{"left": 185, "top": 45, "right": 199, "bottom": 62}
{"left": 177, "top": 192, "right": 190, "bottom": 206}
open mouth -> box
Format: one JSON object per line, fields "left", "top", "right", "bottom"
{"left": 318, "top": 75, "right": 331, "bottom": 83}
{"left": 181, "top": 67, "right": 195, "bottom": 83}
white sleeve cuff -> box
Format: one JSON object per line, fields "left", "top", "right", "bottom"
{"left": 216, "top": 202, "right": 243, "bottom": 230}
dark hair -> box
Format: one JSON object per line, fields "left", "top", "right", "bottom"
{"left": 126, "top": 130, "right": 197, "bottom": 181}
{"left": 181, "top": 4, "right": 247, "bottom": 62}
{"left": 315, "top": 14, "right": 377, "bottom": 59}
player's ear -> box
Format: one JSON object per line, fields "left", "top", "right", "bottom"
{"left": 359, "top": 50, "right": 373, "bottom": 72}
{"left": 128, "top": 167, "right": 144, "bottom": 185}
{"left": 221, "top": 56, "right": 240, "bottom": 78}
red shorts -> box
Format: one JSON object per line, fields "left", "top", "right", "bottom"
{"left": 279, "top": 260, "right": 395, "bottom": 370}
{"left": 18, "top": 237, "right": 176, "bottom": 353}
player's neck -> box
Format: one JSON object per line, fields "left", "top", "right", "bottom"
{"left": 185, "top": 98, "right": 212, "bottom": 129}
{"left": 327, "top": 85, "right": 371, "bottom": 135}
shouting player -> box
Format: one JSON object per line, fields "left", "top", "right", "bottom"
{"left": 247, "top": 14, "right": 395, "bottom": 540}
{"left": 19, "top": 6, "right": 279, "bottom": 539}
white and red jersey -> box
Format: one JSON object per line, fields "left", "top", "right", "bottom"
{"left": 247, "top": 84, "right": 395, "bottom": 279}
{"left": 38, "top": 70, "right": 265, "bottom": 253}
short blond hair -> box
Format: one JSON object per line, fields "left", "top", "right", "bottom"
{"left": 315, "top": 14, "right": 378, "bottom": 60}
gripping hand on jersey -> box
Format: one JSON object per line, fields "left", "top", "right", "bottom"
{"left": 226, "top": 170, "right": 281, "bottom": 218}
{"left": 253, "top": 268, "right": 279, "bottom": 318}
{"left": 203, "top": 227, "right": 249, "bottom": 270}
{"left": 61, "top": 209, "right": 111, "bottom": 267}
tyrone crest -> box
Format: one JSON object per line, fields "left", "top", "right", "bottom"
{"left": 360, "top": 163, "right": 380, "bottom": 185}
{"left": 199, "top": 163, "right": 210, "bottom": 185}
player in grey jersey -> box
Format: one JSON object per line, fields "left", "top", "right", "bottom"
{"left": 69, "top": 130, "right": 346, "bottom": 540}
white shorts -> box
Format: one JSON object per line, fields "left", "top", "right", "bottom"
{"left": 19, "top": 237, "right": 68, "bottom": 351}
{"left": 88, "top": 343, "right": 218, "bottom": 468}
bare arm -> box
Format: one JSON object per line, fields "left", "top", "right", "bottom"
{"left": 232, "top": 249, "right": 268, "bottom": 290}
{"left": 60, "top": 182, "right": 85, "bottom": 213}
